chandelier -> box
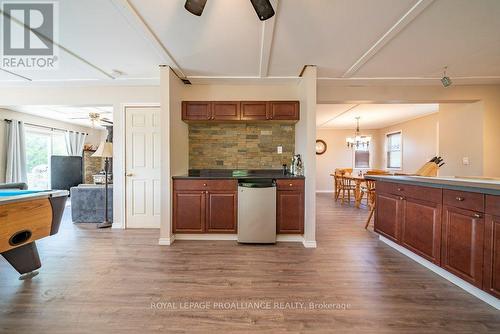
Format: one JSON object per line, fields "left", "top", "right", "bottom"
{"left": 346, "top": 117, "right": 371, "bottom": 149}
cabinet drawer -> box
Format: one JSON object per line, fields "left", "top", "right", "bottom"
{"left": 443, "top": 189, "right": 484, "bottom": 212}
{"left": 173, "top": 179, "right": 237, "bottom": 191}
{"left": 486, "top": 195, "right": 500, "bottom": 216}
{"left": 402, "top": 184, "right": 441, "bottom": 203}
{"left": 276, "top": 179, "right": 304, "bottom": 191}
{"left": 376, "top": 182, "right": 441, "bottom": 203}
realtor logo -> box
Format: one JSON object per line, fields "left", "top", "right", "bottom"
{"left": 1, "top": 1, "right": 58, "bottom": 70}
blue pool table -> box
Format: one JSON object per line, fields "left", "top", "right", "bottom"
{"left": 0, "top": 189, "right": 69, "bottom": 279}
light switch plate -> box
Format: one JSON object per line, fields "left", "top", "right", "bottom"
{"left": 277, "top": 146, "right": 283, "bottom": 154}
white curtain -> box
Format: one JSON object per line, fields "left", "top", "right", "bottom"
{"left": 65, "top": 131, "right": 87, "bottom": 156}
{"left": 5, "top": 120, "right": 27, "bottom": 183}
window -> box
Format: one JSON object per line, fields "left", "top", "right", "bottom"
{"left": 25, "top": 127, "right": 67, "bottom": 189}
{"left": 354, "top": 148, "right": 370, "bottom": 168}
{"left": 386, "top": 131, "right": 402, "bottom": 169}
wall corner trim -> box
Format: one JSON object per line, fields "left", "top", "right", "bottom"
{"left": 158, "top": 235, "right": 176, "bottom": 246}
{"left": 302, "top": 240, "right": 317, "bottom": 248}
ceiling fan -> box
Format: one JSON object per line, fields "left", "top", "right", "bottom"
{"left": 185, "top": 0, "right": 275, "bottom": 21}
{"left": 70, "top": 112, "right": 113, "bottom": 127}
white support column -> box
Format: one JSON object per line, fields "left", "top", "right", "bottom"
{"left": 297, "top": 66, "right": 317, "bottom": 248}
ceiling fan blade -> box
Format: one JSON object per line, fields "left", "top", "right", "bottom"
{"left": 250, "top": 0, "right": 275, "bottom": 21}
{"left": 185, "top": 0, "right": 207, "bottom": 16}
{"left": 100, "top": 119, "right": 114, "bottom": 125}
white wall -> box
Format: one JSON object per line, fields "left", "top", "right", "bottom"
{"left": 315, "top": 128, "right": 379, "bottom": 192}
{"left": 0, "top": 108, "right": 105, "bottom": 183}
{"left": 439, "top": 102, "right": 483, "bottom": 176}
{"left": 0, "top": 85, "right": 160, "bottom": 229}
{"left": 377, "top": 113, "right": 438, "bottom": 174}
{"left": 317, "top": 84, "right": 500, "bottom": 177}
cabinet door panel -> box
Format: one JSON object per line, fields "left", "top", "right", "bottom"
{"left": 206, "top": 192, "right": 237, "bottom": 233}
{"left": 182, "top": 102, "right": 211, "bottom": 121}
{"left": 401, "top": 198, "right": 441, "bottom": 264}
{"left": 277, "top": 191, "right": 304, "bottom": 234}
{"left": 173, "top": 191, "right": 205, "bottom": 233}
{"left": 375, "top": 193, "right": 402, "bottom": 242}
{"left": 484, "top": 214, "right": 500, "bottom": 298}
{"left": 442, "top": 206, "right": 484, "bottom": 287}
{"left": 241, "top": 101, "right": 268, "bottom": 120}
{"left": 269, "top": 101, "right": 299, "bottom": 120}
{"left": 212, "top": 102, "right": 240, "bottom": 120}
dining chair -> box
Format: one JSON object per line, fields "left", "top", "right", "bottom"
{"left": 339, "top": 173, "right": 356, "bottom": 205}
{"left": 333, "top": 169, "right": 343, "bottom": 201}
{"left": 364, "top": 180, "right": 377, "bottom": 229}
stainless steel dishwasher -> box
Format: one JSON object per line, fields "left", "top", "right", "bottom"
{"left": 237, "top": 179, "right": 276, "bottom": 244}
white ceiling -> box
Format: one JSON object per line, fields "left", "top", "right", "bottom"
{"left": 317, "top": 103, "right": 439, "bottom": 129}
{"left": 0, "top": 0, "right": 499, "bottom": 85}
{"left": 5, "top": 106, "right": 113, "bottom": 128}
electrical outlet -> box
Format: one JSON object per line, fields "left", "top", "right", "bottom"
{"left": 462, "top": 157, "right": 470, "bottom": 165}
{"left": 277, "top": 146, "right": 283, "bottom": 154}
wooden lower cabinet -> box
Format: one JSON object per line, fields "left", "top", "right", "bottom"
{"left": 483, "top": 214, "right": 500, "bottom": 298}
{"left": 374, "top": 192, "right": 402, "bottom": 242}
{"left": 206, "top": 191, "right": 237, "bottom": 233}
{"left": 277, "top": 190, "right": 304, "bottom": 233}
{"left": 173, "top": 179, "right": 237, "bottom": 233}
{"left": 441, "top": 205, "right": 485, "bottom": 288}
{"left": 401, "top": 198, "right": 442, "bottom": 265}
{"left": 173, "top": 191, "right": 206, "bottom": 233}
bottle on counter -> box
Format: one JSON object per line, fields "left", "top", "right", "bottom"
{"left": 291, "top": 156, "right": 297, "bottom": 175}
{"left": 296, "top": 154, "right": 304, "bottom": 176}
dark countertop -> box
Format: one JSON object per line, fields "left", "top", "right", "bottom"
{"left": 172, "top": 169, "right": 305, "bottom": 180}
{"left": 365, "top": 175, "right": 500, "bottom": 196}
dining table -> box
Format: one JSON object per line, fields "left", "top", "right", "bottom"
{"left": 330, "top": 173, "right": 366, "bottom": 208}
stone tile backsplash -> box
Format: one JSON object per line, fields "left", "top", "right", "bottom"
{"left": 189, "top": 123, "right": 295, "bottom": 169}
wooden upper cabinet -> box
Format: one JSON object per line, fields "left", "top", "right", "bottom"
{"left": 269, "top": 101, "right": 299, "bottom": 120}
{"left": 401, "top": 198, "right": 442, "bottom": 265}
{"left": 241, "top": 101, "right": 269, "bottom": 120}
{"left": 182, "top": 101, "right": 211, "bottom": 121}
{"left": 211, "top": 102, "right": 240, "bottom": 121}
{"left": 374, "top": 192, "right": 402, "bottom": 243}
{"left": 441, "top": 205, "right": 485, "bottom": 288}
{"left": 182, "top": 101, "right": 299, "bottom": 122}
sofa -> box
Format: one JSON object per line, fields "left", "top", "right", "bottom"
{"left": 0, "top": 182, "right": 28, "bottom": 190}
{"left": 70, "top": 184, "right": 113, "bottom": 223}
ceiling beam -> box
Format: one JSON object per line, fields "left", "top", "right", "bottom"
{"left": 318, "top": 104, "right": 359, "bottom": 128}
{"left": 259, "top": 0, "right": 279, "bottom": 77}
{"left": 110, "top": 0, "right": 187, "bottom": 79}
{"left": 341, "top": 0, "right": 435, "bottom": 78}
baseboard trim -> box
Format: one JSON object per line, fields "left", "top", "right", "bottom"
{"left": 158, "top": 235, "right": 176, "bottom": 245}
{"left": 174, "top": 234, "right": 238, "bottom": 241}
{"left": 171, "top": 234, "right": 306, "bottom": 244}
{"left": 302, "top": 240, "right": 317, "bottom": 248}
{"left": 379, "top": 235, "right": 500, "bottom": 310}
{"left": 276, "top": 234, "right": 304, "bottom": 242}
{"left": 316, "top": 190, "right": 334, "bottom": 194}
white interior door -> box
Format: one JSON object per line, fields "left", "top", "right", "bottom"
{"left": 125, "top": 106, "right": 161, "bottom": 228}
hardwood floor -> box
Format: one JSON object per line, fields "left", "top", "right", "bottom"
{"left": 1, "top": 194, "right": 499, "bottom": 333}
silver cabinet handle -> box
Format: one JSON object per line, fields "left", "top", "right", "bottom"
{"left": 397, "top": 187, "right": 404, "bottom": 191}
{"left": 126, "top": 173, "right": 133, "bottom": 177}
{"left": 473, "top": 213, "right": 482, "bottom": 218}
{"left": 456, "top": 197, "right": 465, "bottom": 201}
